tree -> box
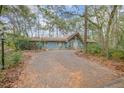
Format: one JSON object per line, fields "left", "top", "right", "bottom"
{"left": 84, "top": 5, "right": 88, "bottom": 53}
{"left": 105, "top": 5, "right": 118, "bottom": 58}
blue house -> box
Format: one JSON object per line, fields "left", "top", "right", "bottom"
{"left": 30, "top": 32, "right": 94, "bottom": 49}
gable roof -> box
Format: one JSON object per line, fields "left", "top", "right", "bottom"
{"left": 66, "top": 32, "right": 96, "bottom": 43}
{"left": 66, "top": 32, "right": 82, "bottom": 42}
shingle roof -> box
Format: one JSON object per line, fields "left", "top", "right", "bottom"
{"left": 30, "top": 32, "right": 96, "bottom": 43}
{"left": 67, "top": 32, "right": 80, "bottom": 41}
{"left": 30, "top": 37, "right": 67, "bottom": 42}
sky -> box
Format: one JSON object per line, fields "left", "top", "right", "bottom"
{"left": 28, "top": 5, "right": 85, "bottom": 37}
{"left": 1, "top": 5, "right": 85, "bottom": 37}
{"left": 65, "top": 5, "right": 85, "bottom": 14}
{"left": 29, "top": 5, "right": 85, "bottom": 15}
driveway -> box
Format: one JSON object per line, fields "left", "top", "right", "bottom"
{"left": 16, "top": 50, "right": 122, "bottom": 88}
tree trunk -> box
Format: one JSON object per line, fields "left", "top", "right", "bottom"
{"left": 105, "top": 5, "right": 117, "bottom": 58}
{"left": 84, "top": 5, "right": 88, "bottom": 53}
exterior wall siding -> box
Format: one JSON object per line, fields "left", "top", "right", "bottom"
{"left": 66, "top": 36, "right": 83, "bottom": 49}
{"left": 30, "top": 36, "right": 83, "bottom": 49}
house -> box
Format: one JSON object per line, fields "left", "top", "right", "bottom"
{"left": 29, "top": 32, "right": 95, "bottom": 49}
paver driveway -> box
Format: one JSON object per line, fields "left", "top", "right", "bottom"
{"left": 17, "top": 50, "right": 121, "bottom": 88}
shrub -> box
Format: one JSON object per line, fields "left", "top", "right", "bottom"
{"left": 109, "top": 49, "right": 124, "bottom": 60}
{"left": 4, "top": 51, "right": 22, "bottom": 68}
{"left": 16, "top": 39, "right": 31, "bottom": 50}
{"left": 87, "top": 43, "right": 101, "bottom": 54}
{"left": 0, "top": 50, "right": 22, "bottom": 69}
{"left": 0, "top": 52, "right": 1, "bottom": 69}
{"left": 10, "top": 51, "right": 22, "bottom": 64}
{"left": 17, "top": 39, "right": 43, "bottom": 50}
{"left": 36, "top": 42, "right": 43, "bottom": 49}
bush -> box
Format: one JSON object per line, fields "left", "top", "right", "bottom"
{"left": 0, "top": 52, "right": 2, "bottom": 69}
{"left": 10, "top": 51, "right": 22, "bottom": 64}
{"left": 4, "top": 51, "right": 22, "bottom": 68}
{"left": 109, "top": 49, "right": 124, "bottom": 60}
{"left": 87, "top": 43, "right": 101, "bottom": 54}
{"left": 16, "top": 39, "right": 31, "bottom": 50}
{"left": 17, "top": 39, "right": 43, "bottom": 50}
{"left": 0, "top": 50, "right": 22, "bottom": 69}
{"left": 36, "top": 42, "right": 43, "bottom": 49}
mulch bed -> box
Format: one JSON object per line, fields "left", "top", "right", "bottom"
{"left": 75, "top": 51, "right": 124, "bottom": 77}
{"left": 0, "top": 62, "right": 24, "bottom": 88}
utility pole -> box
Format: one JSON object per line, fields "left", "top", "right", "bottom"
{"left": 0, "top": 5, "right": 4, "bottom": 69}
{"left": 84, "top": 5, "right": 88, "bottom": 53}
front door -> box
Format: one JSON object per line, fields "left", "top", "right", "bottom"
{"left": 73, "top": 40, "right": 78, "bottom": 49}
{"left": 73, "top": 37, "right": 78, "bottom": 49}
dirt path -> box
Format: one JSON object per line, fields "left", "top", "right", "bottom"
{"left": 15, "top": 50, "right": 122, "bottom": 88}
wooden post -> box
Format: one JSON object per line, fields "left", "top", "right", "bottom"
{"left": 0, "top": 5, "right": 4, "bottom": 69}
{"left": 1, "top": 32, "right": 5, "bottom": 70}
